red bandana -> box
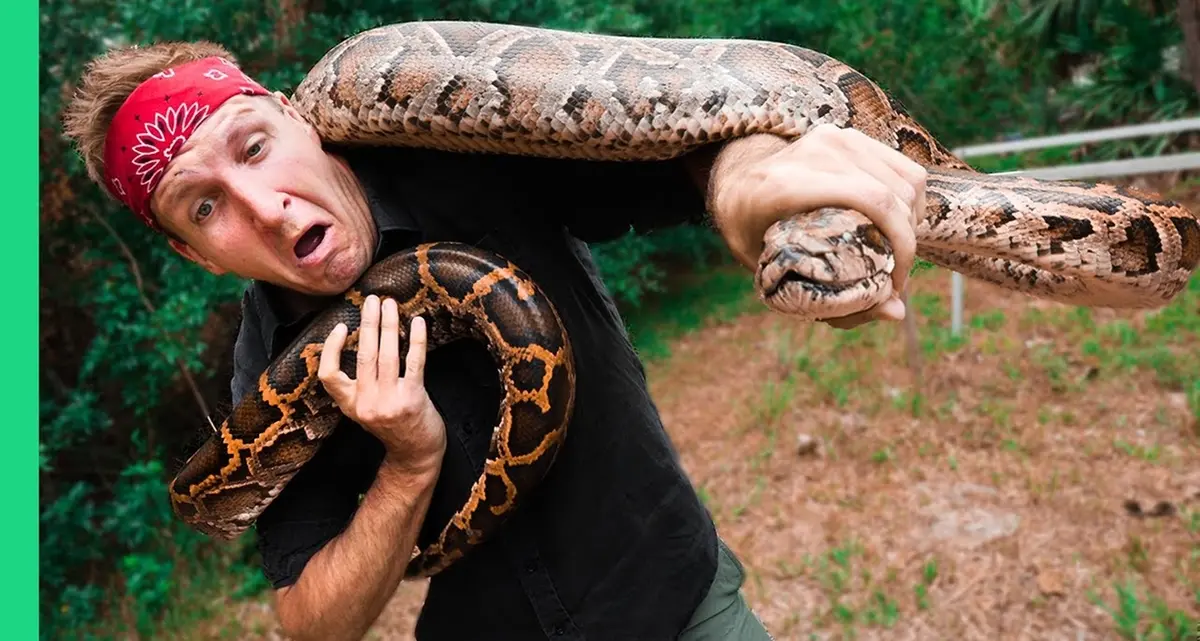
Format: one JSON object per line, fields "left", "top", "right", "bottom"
{"left": 103, "top": 56, "right": 271, "bottom": 230}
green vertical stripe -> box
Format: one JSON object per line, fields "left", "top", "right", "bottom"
{"left": 9, "top": 0, "right": 38, "bottom": 637}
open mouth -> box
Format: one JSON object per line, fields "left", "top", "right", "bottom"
{"left": 771, "top": 271, "right": 855, "bottom": 297}
{"left": 294, "top": 224, "right": 328, "bottom": 260}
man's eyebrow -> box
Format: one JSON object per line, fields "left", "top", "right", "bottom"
{"left": 157, "top": 167, "right": 195, "bottom": 210}
{"left": 224, "top": 119, "right": 258, "bottom": 147}
{"left": 155, "top": 109, "right": 265, "bottom": 208}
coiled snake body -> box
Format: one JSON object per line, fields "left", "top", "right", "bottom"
{"left": 169, "top": 21, "right": 1200, "bottom": 577}
{"left": 170, "top": 243, "right": 574, "bottom": 577}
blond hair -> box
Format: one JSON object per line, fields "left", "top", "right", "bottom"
{"left": 61, "top": 40, "right": 237, "bottom": 191}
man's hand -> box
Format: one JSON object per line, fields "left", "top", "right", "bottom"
{"left": 319, "top": 294, "right": 446, "bottom": 473}
{"left": 698, "top": 125, "right": 928, "bottom": 329}
{"left": 274, "top": 294, "right": 446, "bottom": 641}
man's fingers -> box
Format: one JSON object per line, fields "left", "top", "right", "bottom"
{"left": 824, "top": 126, "right": 926, "bottom": 292}
{"left": 357, "top": 295, "right": 381, "bottom": 382}
{"left": 837, "top": 127, "right": 928, "bottom": 195}
{"left": 867, "top": 143, "right": 927, "bottom": 230}
{"left": 884, "top": 195, "right": 915, "bottom": 296}
{"left": 845, "top": 183, "right": 915, "bottom": 296}
{"left": 404, "top": 316, "right": 428, "bottom": 385}
{"left": 911, "top": 176, "right": 928, "bottom": 233}
{"left": 775, "top": 171, "right": 917, "bottom": 293}
{"left": 840, "top": 141, "right": 918, "bottom": 215}
{"left": 318, "top": 322, "right": 356, "bottom": 404}
{"left": 787, "top": 173, "right": 917, "bottom": 282}
{"left": 824, "top": 314, "right": 864, "bottom": 330}
{"left": 847, "top": 162, "right": 918, "bottom": 294}
{"left": 822, "top": 294, "right": 905, "bottom": 330}
{"left": 378, "top": 297, "right": 400, "bottom": 381}
{"left": 318, "top": 322, "right": 347, "bottom": 378}
{"left": 874, "top": 295, "right": 906, "bottom": 321}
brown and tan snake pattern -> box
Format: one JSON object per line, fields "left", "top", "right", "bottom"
{"left": 170, "top": 243, "right": 574, "bottom": 577}
{"left": 169, "top": 21, "right": 1200, "bottom": 576}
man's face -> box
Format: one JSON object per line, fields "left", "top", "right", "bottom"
{"left": 149, "top": 93, "right": 376, "bottom": 297}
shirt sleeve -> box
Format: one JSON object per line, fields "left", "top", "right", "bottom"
{"left": 230, "top": 290, "right": 267, "bottom": 406}
{"left": 252, "top": 423, "right": 382, "bottom": 589}
{"left": 230, "top": 288, "right": 383, "bottom": 589}
{"left": 534, "top": 155, "right": 712, "bottom": 243}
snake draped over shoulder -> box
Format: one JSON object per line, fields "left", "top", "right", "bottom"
{"left": 169, "top": 21, "right": 1200, "bottom": 577}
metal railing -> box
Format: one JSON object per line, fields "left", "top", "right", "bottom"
{"left": 946, "top": 117, "right": 1200, "bottom": 335}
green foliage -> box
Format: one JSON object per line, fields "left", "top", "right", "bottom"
{"left": 590, "top": 225, "right": 725, "bottom": 309}
{"left": 1050, "top": 2, "right": 1194, "bottom": 128}
{"left": 38, "top": 0, "right": 1194, "bottom": 637}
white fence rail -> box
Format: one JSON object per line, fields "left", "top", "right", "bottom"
{"left": 946, "top": 118, "right": 1200, "bottom": 336}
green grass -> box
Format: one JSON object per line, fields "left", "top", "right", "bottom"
{"left": 753, "top": 376, "right": 798, "bottom": 429}
{"left": 1113, "top": 439, "right": 1162, "bottom": 463}
{"left": 1090, "top": 579, "right": 1198, "bottom": 641}
{"left": 65, "top": 539, "right": 272, "bottom": 641}
{"left": 797, "top": 541, "right": 932, "bottom": 639}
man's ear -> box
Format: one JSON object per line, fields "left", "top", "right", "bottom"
{"left": 168, "top": 237, "right": 228, "bottom": 276}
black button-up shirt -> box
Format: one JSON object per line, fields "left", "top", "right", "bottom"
{"left": 231, "top": 144, "right": 719, "bottom": 640}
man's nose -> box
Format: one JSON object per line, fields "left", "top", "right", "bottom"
{"left": 234, "top": 183, "right": 291, "bottom": 229}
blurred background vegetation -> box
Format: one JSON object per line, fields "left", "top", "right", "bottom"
{"left": 39, "top": 0, "right": 1198, "bottom": 638}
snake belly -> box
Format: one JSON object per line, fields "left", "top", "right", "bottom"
{"left": 169, "top": 243, "right": 575, "bottom": 578}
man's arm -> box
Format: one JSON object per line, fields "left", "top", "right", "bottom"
{"left": 272, "top": 296, "right": 447, "bottom": 641}
{"left": 531, "top": 126, "right": 926, "bottom": 325}
{"left": 273, "top": 459, "right": 439, "bottom": 641}
{"left": 517, "top": 152, "right": 709, "bottom": 244}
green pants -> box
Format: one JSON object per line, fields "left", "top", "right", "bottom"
{"left": 678, "top": 539, "right": 774, "bottom": 640}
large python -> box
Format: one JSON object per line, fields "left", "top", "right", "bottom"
{"left": 169, "top": 21, "right": 1200, "bottom": 576}
{"left": 170, "top": 243, "right": 575, "bottom": 577}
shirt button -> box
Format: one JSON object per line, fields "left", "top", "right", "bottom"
{"left": 553, "top": 626, "right": 564, "bottom": 636}
{"left": 524, "top": 560, "right": 537, "bottom": 574}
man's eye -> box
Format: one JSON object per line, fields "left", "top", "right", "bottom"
{"left": 196, "top": 200, "right": 213, "bottom": 219}
{"left": 247, "top": 141, "right": 263, "bottom": 158}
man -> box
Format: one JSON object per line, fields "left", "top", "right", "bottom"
{"left": 63, "top": 35, "right": 926, "bottom": 641}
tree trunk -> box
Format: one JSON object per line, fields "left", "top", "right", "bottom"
{"left": 1178, "top": 0, "right": 1200, "bottom": 97}
{"left": 273, "top": 0, "right": 309, "bottom": 59}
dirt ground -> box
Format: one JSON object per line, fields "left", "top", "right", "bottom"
{"left": 209, "top": 174, "right": 1200, "bottom": 641}
{"left": 643, "top": 279, "right": 1199, "bottom": 641}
